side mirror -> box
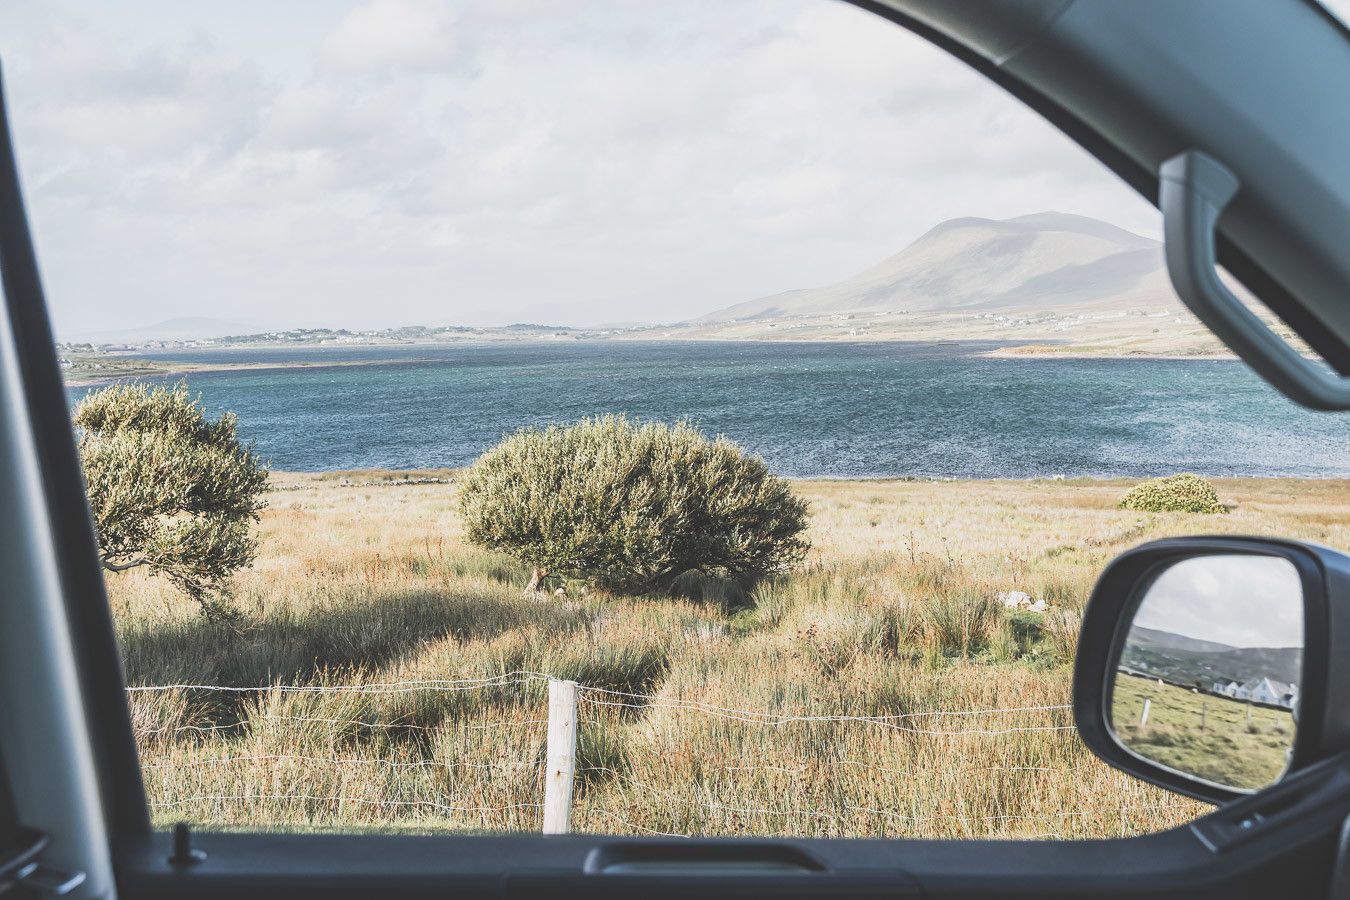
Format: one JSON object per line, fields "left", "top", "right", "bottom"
{"left": 1074, "top": 537, "right": 1350, "bottom": 804}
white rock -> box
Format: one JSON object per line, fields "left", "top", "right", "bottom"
{"left": 999, "top": 591, "right": 1032, "bottom": 609}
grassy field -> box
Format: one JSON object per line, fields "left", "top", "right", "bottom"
{"left": 1112, "top": 675, "right": 1295, "bottom": 790}
{"left": 111, "top": 474, "right": 1350, "bottom": 838}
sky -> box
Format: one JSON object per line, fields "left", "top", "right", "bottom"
{"left": 1133, "top": 555, "right": 1303, "bottom": 650}
{"left": 0, "top": 1, "right": 1175, "bottom": 337}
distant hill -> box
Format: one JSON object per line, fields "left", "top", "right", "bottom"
{"left": 698, "top": 211, "right": 1176, "bottom": 322}
{"left": 1121, "top": 626, "right": 1302, "bottom": 687}
{"left": 1126, "top": 626, "right": 1237, "bottom": 655}
{"left": 65, "top": 317, "right": 253, "bottom": 345}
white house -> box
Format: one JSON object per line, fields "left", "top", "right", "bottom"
{"left": 1211, "top": 680, "right": 1240, "bottom": 698}
{"left": 1234, "top": 677, "right": 1298, "bottom": 708}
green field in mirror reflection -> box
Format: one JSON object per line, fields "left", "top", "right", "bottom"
{"left": 1111, "top": 674, "right": 1294, "bottom": 791}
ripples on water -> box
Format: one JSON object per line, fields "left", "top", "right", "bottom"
{"left": 69, "top": 341, "right": 1349, "bottom": 478}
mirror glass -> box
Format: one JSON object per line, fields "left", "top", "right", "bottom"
{"left": 1109, "top": 553, "right": 1303, "bottom": 792}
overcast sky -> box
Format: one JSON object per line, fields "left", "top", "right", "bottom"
{"left": 0, "top": 1, "right": 1179, "bottom": 336}
{"left": 1133, "top": 555, "right": 1303, "bottom": 649}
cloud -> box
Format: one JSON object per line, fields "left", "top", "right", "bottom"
{"left": 320, "top": 0, "right": 467, "bottom": 74}
{"left": 1134, "top": 555, "right": 1303, "bottom": 649}
{"left": 0, "top": 0, "right": 1157, "bottom": 335}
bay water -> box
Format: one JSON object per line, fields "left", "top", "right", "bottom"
{"left": 69, "top": 341, "right": 1349, "bottom": 478}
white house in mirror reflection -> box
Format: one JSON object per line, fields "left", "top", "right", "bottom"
{"left": 1211, "top": 677, "right": 1298, "bottom": 708}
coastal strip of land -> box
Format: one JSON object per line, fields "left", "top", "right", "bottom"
{"left": 118, "top": 472, "right": 1347, "bottom": 838}
{"left": 60, "top": 321, "right": 1253, "bottom": 388}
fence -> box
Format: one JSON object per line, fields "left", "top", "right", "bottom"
{"left": 126, "top": 673, "right": 1204, "bottom": 839}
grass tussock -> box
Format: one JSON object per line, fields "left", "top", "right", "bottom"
{"left": 114, "top": 472, "right": 1350, "bottom": 838}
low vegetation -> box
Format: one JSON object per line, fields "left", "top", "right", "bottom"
{"left": 76, "top": 383, "right": 269, "bottom": 619}
{"left": 1118, "top": 473, "right": 1225, "bottom": 514}
{"left": 458, "top": 416, "right": 809, "bottom": 594}
{"left": 111, "top": 473, "right": 1350, "bottom": 838}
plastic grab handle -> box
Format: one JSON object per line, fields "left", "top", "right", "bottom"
{"left": 1159, "top": 151, "right": 1350, "bottom": 411}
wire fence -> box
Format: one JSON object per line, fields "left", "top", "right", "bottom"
{"left": 126, "top": 673, "right": 1207, "bottom": 838}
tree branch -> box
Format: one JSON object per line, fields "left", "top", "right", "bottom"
{"left": 101, "top": 556, "right": 148, "bottom": 573}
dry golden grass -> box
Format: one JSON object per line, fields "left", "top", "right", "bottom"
{"left": 112, "top": 473, "right": 1350, "bottom": 838}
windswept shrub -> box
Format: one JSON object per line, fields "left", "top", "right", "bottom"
{"left": 458, "top": 416, "right": 809, "bottom": 594}
{"left": 1118, "top": 473, "right": 1225, "bottom": 514}
{"left": 75, "top": 382, "right": 269, "bottom": 619}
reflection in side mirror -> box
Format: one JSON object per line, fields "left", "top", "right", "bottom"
{"left": 1109, "top": 554, "right": 1303, "bottom": 793}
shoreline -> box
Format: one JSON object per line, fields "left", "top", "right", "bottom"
{"left": 979, "top": 344, "right": 1237, "bottom": 361}
{"left": 63, "top": 355, "right": 444, "bottom": 388}
{"left": 62, "top": 338, "right": 1248, "bottom": 387}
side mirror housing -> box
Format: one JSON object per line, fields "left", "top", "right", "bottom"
{"left": 1074, "top": 536, "right": 1350, "bottom": 804}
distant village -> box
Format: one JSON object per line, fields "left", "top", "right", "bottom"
{"left": 56, "top": 323, "right": 653, "bottom": 356}
{"left": 1120, "top": 666, "right": 1299, "bottom": 710}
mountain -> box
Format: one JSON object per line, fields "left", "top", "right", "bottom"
{"left": 1120, "top": 627, "right": 1302, "bottom": 687}
{"left": 1125, "top": 626, "right": 1237, "bottom": 655}
{"left": 698, "top": 211, "right": 1175, "bottom": 322}
{"left": 64, "top": 317, "right": 254, "bottom": 345}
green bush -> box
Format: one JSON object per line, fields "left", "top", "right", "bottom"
{"left": 75, "top": 382, "right": 269, "bottom": 618}
{"left": 1118, "top": 473, "right": 1225, "bottom": 514}
{"left": 458, "top": 416, "right": 810, "bottom": 595}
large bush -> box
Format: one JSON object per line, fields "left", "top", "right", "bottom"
{"left": 75, "top": 382, "right": 269, "bottom": 618}
{"left": 1118, "top": 473, "right": 1225, "bottom": 514}
{"left": 458, "top": 416, "right": 810, "bottom": 594}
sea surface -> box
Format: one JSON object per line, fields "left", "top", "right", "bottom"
{"left": 68, "top": 341, "right": 1349, "bottom": 479}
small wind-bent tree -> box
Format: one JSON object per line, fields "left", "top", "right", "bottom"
{"left": 74, "top": 383, "right": 269, "bottom": 618}
{"left": 459, "top": 416, "right": 810, "bottom": 596}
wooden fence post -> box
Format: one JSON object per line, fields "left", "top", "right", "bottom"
{"left": 543, "top": 679, "right": 578, "bottom": 834}
{"left": 1140, "top": 698, "right": 1151, "bottom": 727}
